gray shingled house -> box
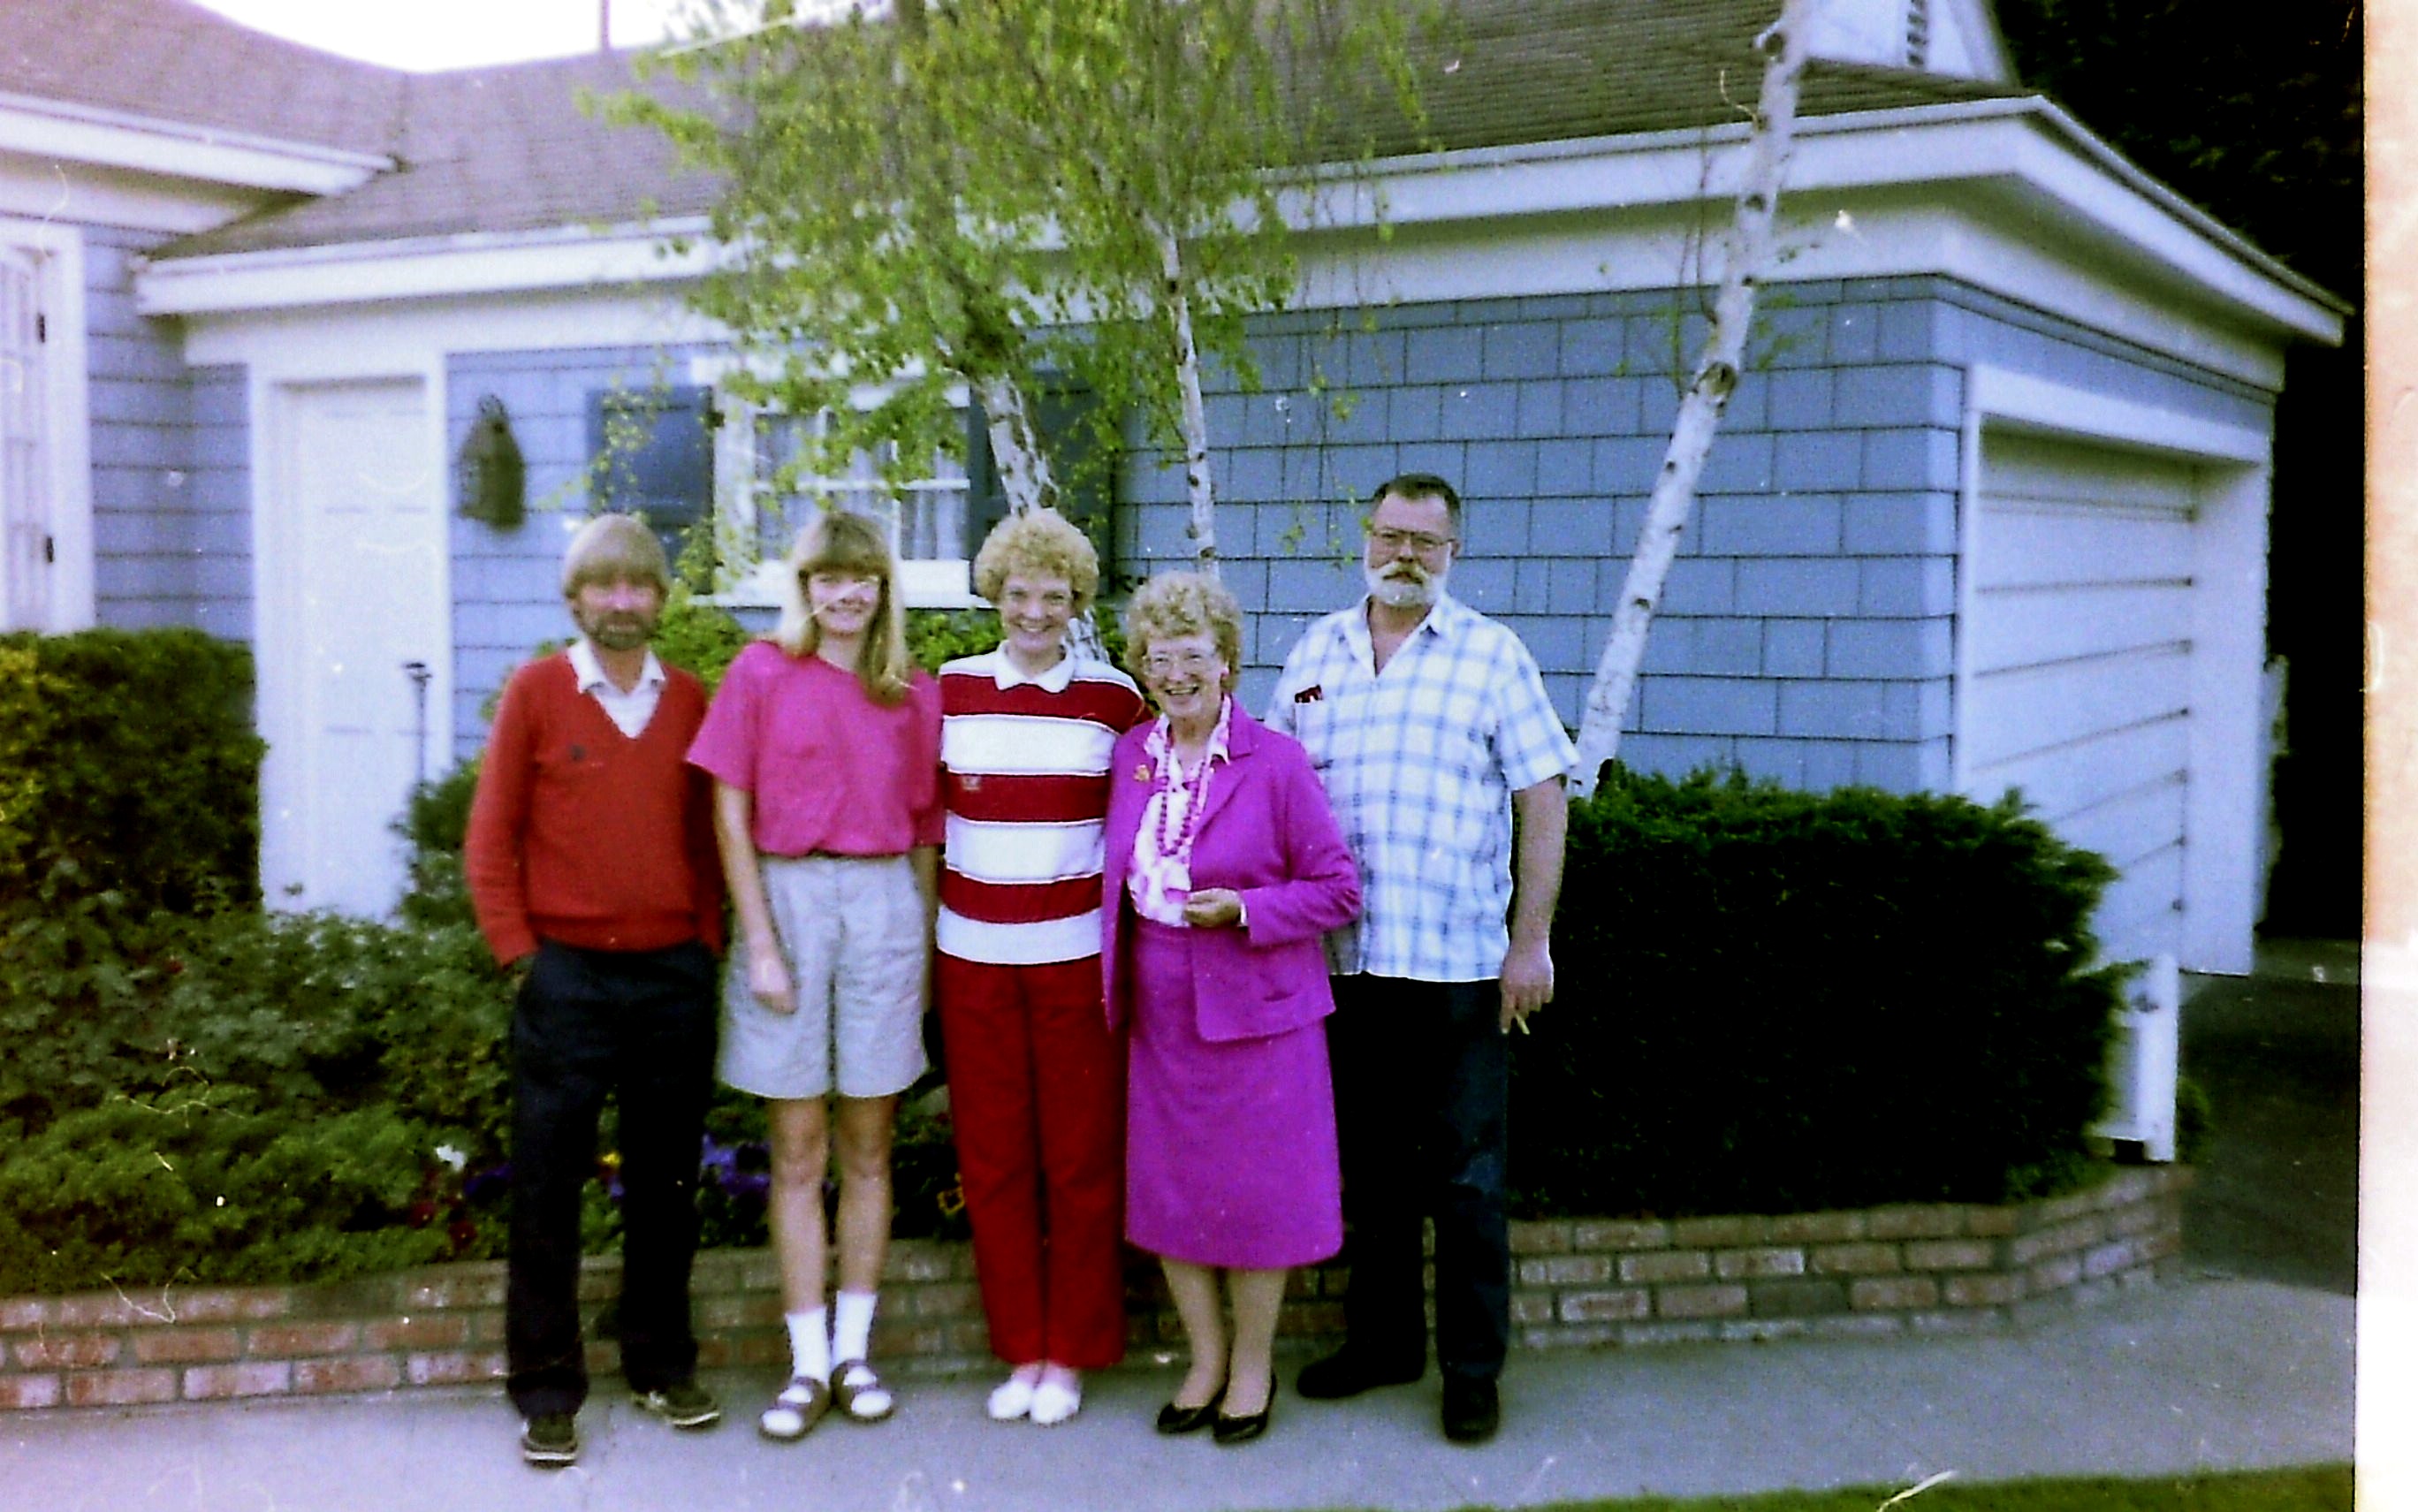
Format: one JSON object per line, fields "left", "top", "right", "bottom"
{"left": 0, "top": 0, "right": 2345, "bottom": 976}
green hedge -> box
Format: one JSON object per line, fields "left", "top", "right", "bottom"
{"left": 1509, "top": 767, "right": 2127, "bottom": 1219}
{"left": 0, "top": 628, "right": 263, "bottom": 911}
{"left": 0, "top": 890, "right": 515, "bottom": 1293}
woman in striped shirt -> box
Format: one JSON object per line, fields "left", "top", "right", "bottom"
{"left": 935, "top": 512, "right": 1147, "bottom": 1427}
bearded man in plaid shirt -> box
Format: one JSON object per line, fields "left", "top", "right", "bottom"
{"left": 1266, "top": 472, "right": 1576, "bottom": 1446}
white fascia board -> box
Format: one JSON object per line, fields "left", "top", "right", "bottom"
{"left": 1290, "top": 196, "right": 2290, "bottom": 389}
{"left": 0, "top": 92, "right": 390, "bottom": 196}
{"left": 0, "top": 156, "right": 282, "bottom": 234}
{"left": 180, "top": 285, "right": 726, "bottom": 375}
{"left": 1296, "top": 99, "right": 2344, "bottom": 346}
{"left": 136, "top": 218, "right": 720, "bottom": 316}
{"left": 136, "top": 97, "right": 2341, "bottom": 363}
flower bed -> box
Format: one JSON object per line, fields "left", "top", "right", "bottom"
{"left": 0, "top": 1165, "right": 2187, "bottom": 1411}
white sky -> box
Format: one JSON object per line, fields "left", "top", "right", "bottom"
{"left": 191, "top": 0, "right": 692, "bottom": 71}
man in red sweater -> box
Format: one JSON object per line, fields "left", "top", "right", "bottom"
{"left": 464, "top": 513, "right": 726, "bottom": 1468}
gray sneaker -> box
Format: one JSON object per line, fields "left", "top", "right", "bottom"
{"left": 634, "top": 1380, "right": 723, "bottom": 1430}
{"left": 521, "top": 1412, "right": 579, "bottom": 1467}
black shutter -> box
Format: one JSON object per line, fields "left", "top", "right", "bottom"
{"left": 588, "top": 385, "right": 714, "bottom": 571}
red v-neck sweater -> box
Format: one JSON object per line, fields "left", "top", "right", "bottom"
{"left": 464, "top": 651, "right": 725, "bottom": 965}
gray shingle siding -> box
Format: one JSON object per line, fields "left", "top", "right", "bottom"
{"left": 1117, "top": 275, "right": 2267, "bottom": 795}
{"left": 188, "top": 366, "right": 251, "bottom": 644}
{"left": 84, "top": 224, "right": 247, "bottom": 641}
{"left": 446, "top": 346, "right": 712, "bottom": 759}
{"left": 426, "top": 276, "right": 2271, "bottom": 798}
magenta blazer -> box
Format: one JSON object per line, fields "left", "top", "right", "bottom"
{"left": 1101, "top": 703, "right": 1363, "bottom": 1044}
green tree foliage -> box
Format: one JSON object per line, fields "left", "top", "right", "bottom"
{"left": 617, "top": 0, "right": 1426, "bottom": 571}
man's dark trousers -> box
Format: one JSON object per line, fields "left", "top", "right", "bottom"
{"left": 507, "top": 938, "right": 718, "bottom": 1417}
{"left": 1325, "top": 974, "right": 1510, "bottom": 1383}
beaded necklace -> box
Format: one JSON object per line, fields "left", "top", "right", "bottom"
{"left": 1152, "top": 731, "right": 1217, "bottom": 862}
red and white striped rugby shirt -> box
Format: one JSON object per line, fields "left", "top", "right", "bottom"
{"left": 938, "top": 647, "right": 1149, "bottom": 964}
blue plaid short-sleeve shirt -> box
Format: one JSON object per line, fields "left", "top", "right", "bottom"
{"left": 1266, "top": 592, "right": 1577, "bottom": 983}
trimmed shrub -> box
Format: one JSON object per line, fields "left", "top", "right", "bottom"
{"left": 1510, "top": 766, "right": 2127, "bottom": 1218}
{"left": 0, "top": 628, "right": 264, "bottom": 911}
{"left": 0, "top": 897, "right": 513, "bottom": 1294}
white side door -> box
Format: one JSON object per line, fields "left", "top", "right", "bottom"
{"left": 263, "top": 378, "right": 446, "bottom": 916}
{"left": 0, "top": 244, "right": 47, "bottom": 631}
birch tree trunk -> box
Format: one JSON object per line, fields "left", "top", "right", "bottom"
{"left": 1570, "top": 0, "right": 1815, "bottom": 799}
{"left": 969, "top": 369, "right": 1109, "bottom": 658}
{"left": 1154, "top": 219, "right": 1220, "bottom": 576}
{"left": 971, "top": 371, "right": 1061, "bottom": 517}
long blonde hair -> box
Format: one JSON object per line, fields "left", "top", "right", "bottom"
{"left": 771, "top": 510, "right": 912, "bottom": 705}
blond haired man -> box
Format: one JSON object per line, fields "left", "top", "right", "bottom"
{"left": 465, "top": 513, "right": 727, "bottom": 1466}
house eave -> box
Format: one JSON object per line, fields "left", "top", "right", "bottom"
{"left": 134, "top": 217, "right": 719, "bottom": 315}
{"left": 133, "top": 97, "right": 2343, "bottom": 357}
{"left": 1296, "top": 97, "right": 2345, "bottom": 347}
{"left": 0, "top": 89, "right": 392, "bottom": 197}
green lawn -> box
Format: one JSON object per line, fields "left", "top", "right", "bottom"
{"left": 1421, "top": 1466, "right": 2352, "bottom": 1512}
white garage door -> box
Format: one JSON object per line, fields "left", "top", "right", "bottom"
{"left": 1962, "top": 429, "right": 2205, "bottom": 968}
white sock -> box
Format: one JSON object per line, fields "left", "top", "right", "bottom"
{"left": 786, "top": 1309, "right": 830, "bottom": 1382}
{"left": 833, "top": 1290, "right": 878, "bottom": 1365}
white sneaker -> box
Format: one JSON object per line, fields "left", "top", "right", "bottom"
{"left": 1029, "top": 1376, "right": 1082, "bottom": 1427}
{"left": 986, "top": 1373, "right": 1038, "bottom": 1421}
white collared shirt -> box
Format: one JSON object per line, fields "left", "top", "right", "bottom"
{"left": 991, "top": 646, "right": 1078, "bottom": 694}
{"left": 569, "top": 639, "right": 668, "bottom": 740}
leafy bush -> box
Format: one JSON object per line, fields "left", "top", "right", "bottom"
{"left": 0, "top": 628, "right": 264, "bottom": 911}
{"left": 1510, "top": 766, "right": 2127, "bottom": 1218}
{"left": 0, "top": 897, "right": 513, "bottom": 1295}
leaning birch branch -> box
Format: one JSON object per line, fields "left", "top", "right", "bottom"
{"left": 1155, "top": 219, "right": 1221, "bottom": 576}
{"left": 1569, "top": 0, "right": 1814, "bottom": 799}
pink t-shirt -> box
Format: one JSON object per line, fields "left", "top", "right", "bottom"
{"left": 687, "top": 641, "right": 943, "bottom": 857}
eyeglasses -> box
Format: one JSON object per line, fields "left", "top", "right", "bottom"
{"left": 1142, "top": 651, "right": 1221, "bottom": 677}
{"left": 1365, "top": 527, "right": 1455, "bottom": 557}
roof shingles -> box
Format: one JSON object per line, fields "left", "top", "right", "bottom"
{"left": 0, "top": 0, "right": 403, "bottom": 156}
{"left": 18, "top": 0, "right": 2016, "bottom": 263}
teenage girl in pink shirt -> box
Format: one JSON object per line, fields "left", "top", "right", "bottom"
{"left": 688, "top": 511, "right": 943, "bottom": 1440}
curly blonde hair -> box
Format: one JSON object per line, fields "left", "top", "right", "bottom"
{"left": 771, "top": 510, "right": 912, "bottom": 705}
{"left": 972, "top": 511, "right": 1100, "bottom": 610}
{"left": 1122, "top": 571, "right": 1243, "bottom": 693}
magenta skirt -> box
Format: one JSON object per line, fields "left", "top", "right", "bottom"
{"left": 1122, "top": 917, "right": 1342, "bottom": 1270}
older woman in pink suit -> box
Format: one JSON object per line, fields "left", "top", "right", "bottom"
{"left": 1103, "top": 572, "right": 1362, "bottom": 1446}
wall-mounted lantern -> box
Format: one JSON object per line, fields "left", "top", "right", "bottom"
{"left": 457, "top": 394, "right": 527, "bottom": 529}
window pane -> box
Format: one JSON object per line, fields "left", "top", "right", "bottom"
{"left": 745, "top": 413, "right": 970, "bottom": 566}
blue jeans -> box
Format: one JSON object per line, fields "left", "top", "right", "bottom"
{"left": 507, "top": 938, "right": 718, "bottom": 1417}
{"left": 1325, "top": 975, "right": 1510, "bottom": 1382}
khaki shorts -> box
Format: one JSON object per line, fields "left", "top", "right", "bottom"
{"left": 719, "top": 854, "right": 930, "bottom": 1100}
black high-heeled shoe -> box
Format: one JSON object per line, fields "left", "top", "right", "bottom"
{"left": 1212, "top": 1387, "right": 1273, "bottom": 1445}
{"left": 1155, "top": 1389, "right": 1223, "bottom": 1435}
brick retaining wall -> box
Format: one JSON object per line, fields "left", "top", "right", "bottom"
{"left": 0, "top": 1166, "right": 2187, "bottom": 1410}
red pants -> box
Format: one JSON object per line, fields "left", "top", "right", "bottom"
{"left": 936, "top": 953, "right": 1129, "bottom": 1369}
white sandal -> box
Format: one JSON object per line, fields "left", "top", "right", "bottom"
{"left": 758, "top": 1375, "right": 830, "bottom": 1441}
{"left": 832, "top": 1358, "right": 895, "bottom": 1423}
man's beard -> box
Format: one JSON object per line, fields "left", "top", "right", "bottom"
{"left": 1365, "top": 558, "right": 1445, "bottom": 610}
{"left": 578, "top": 608, "right": 657, "bottom": 651}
